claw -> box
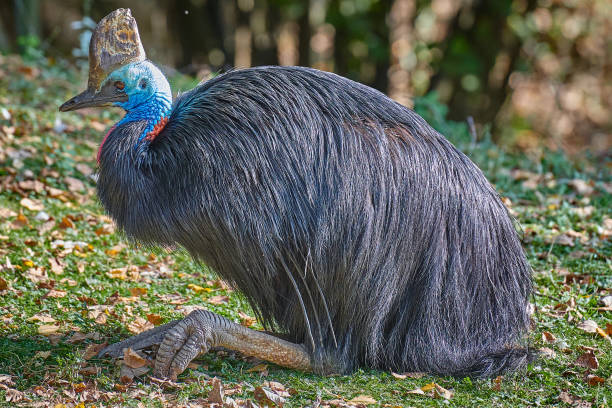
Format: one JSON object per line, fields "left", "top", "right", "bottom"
{"left": 97, "top": 320, "right": 180, "bottom": 358}
{"left": 154, "top": 311, "right": 212, "bottom": 379}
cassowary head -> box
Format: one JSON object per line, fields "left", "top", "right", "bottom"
{"left": 59, "top": 8, "right": 169, "bottom": 113}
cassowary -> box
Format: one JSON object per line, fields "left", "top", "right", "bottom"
{"left": 60, "top": 9, "right": 533, "bottom": 380}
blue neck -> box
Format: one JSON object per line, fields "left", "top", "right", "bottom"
{"left": 118, "top": 92, "right": 173, "bottom": 143}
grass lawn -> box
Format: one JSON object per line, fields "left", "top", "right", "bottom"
{"left": 0, "top": 54, "right": 610, "bottom": 407}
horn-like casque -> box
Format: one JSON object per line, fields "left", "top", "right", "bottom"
{"left": 59, "top": 8, "right": 145, "bottom": 111}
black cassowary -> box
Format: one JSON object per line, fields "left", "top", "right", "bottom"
{"left": 60, "top": 9, "right": 533, "bottom": 380}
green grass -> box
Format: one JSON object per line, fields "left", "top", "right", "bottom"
{"left": 0, "top": 54, "right": 610, "bottom": 407}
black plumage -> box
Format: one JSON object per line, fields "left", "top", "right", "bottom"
{"left": 97, "top": 65, "right": 532, "bottom": 377}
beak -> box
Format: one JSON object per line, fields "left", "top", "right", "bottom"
{"left": 59, "top": 84, "right": 128, "bottom": 112}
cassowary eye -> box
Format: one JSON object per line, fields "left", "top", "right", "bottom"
{"left": 140, "top": 80, "right": 147, "bottom": 89}
{"left": 114, "top": 81, "right": 125, "bottom": 90}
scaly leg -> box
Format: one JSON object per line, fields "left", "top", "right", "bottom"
{"left": 98, "top": 310, "right": 312, "bottom": 380}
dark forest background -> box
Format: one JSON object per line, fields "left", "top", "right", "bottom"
{"left": 0, "top": 0, "right": 609, "bottom": 156}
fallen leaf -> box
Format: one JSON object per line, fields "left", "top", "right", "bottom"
{"left": 208, "top": 377, "right": 224, "bottom": 404}
{"left": 239, "top": 311, "right": 256, "bottom": 327}
{"left": 126, "top": 316, "right": 154, "bottom": 334}
{"left": 76, "top": 163, "right": 93, "bottom": 177}
{"left": 577, "top": 320, "right": 598, "bottom": 333}
{"left": 12, "top": 212, "right": 29, "bottom": 228}
{"left": 58, "top": 216, "right": 75, "bottom": 229}
{"left": 207, "top": 295, "right": 229, "bottom": 305}
{"left": 105, "top": 245, "right": 123, "bottom": 257}
{"left": 569, "top": 179, "right": 594, "bottom": 196}
{"left": 254, "top": 386, "right": 285, "bottom": 407}
{"left": 574, "top": 350, "right": 598, "bottom": 370}
{"left": 0, "top": 277, "right": 8, "bottom": 291}
{"left": 20, "top": 197, "right": 44, "bottom": 211}
{"left": 49, "top": 258, "right": 64, "bottom": 275}
{"left": 146, "top": 314, "right": 163, "bottom": 325}
{"left": 542, "top": 331, "right": 556, "bottom": 343}
{"left": 187, "top": 283, "right": 206, "bottom": 293}
{"left": 34, "top": 350, "right": 51, "bottom": 359}
{"left": 129, "top": 287, "right": 148, "bottom": 297}
{"left": 123, "top": 348, "right": 148, "bottom": 369}
{"left": 64, "top": 176, "right": 85, "bottom": 192}
{"left": 38, "top": 324, "right": 60, "bottom": 335}
{"left": 554, "top": 234, "right": 575, "bottom": 246}
{"left": 107, "top": 268, "right": 127, "bottom": 280}
{"left": 540, "top": 347, "right": 556, "bottom": 358}
{"left": 584, "top": 374, "right": 605, "bottom": 386}
{"left": 79, "top": 366, "right": 100, "bottom": 376}
{"left": 491, "top": 375, "right": 502, "bottom": 391}
{"left": 348, "top": 395, "right": 377, "bottom": 404}
{"left": 46, "top": 289, "right": 67, "bottom": 298}
{"left": 27, "top": 314, "right": 55, "bottom": 323}
{"left": 120, "top": 363, "right": 149, "bottom": 383}
{"left": 83, "top": 342, "right": 107, "bottom": 359}
{"left": 0, "top": 208, "right": 17, "bottom": 217}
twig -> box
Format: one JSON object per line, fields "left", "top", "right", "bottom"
{"left": 533, "top": 291, "right": 561, "bottom": 302}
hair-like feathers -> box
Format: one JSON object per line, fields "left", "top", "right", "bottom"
{"left": 97, "top": 66, "right": 533, "bottom": 377}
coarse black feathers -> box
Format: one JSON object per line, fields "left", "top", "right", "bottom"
{"left": 97, "top": 65, "right": 533, "bottom": 377}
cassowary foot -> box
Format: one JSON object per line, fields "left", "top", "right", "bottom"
{"left": 98, "top": 309, "right": 312, "bottom": 380}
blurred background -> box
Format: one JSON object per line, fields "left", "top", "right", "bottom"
{"left": 0, "top": 0, "right": 610, "bottom": 156}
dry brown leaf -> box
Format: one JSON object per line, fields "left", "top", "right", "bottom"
{"left": 46, "top": 289, "right": 67, "bottom": 298}
{"left": 129, "top": 287, "right": 148, "bottom": 297}
{"left": 123, "top": 348, "right": 148, "bottom": 369}
{"left": 574, "top": 350, "right": 598, "bottom": 370}
{"left": 38, "top": 324, "right": 60, "bottom": 335}
{"left": 12, "top": 212, "right": 29, "bottom": 228}
{"left": 27, "top": 314, "right": 55, "bottom": 323}
{"left": 554, "top": 234, "right": 575, "bottom": 246}
{"left": 584, "top": 374, "right": 605, "bottom": 386}
{"left": 76, "top": 163, "right": 93, "bottom": 177}
{"left": 491, "top": 375, "right": 503, "bottom": 391}
{"left": 239, "top": 311, "right": 256, "bottom": 327}
{"left": 542, "top": 331, "right": 556, "bottom": 343}
{"left": 83, "top": 342, "right": 107, "bottom": 359}
{"left": 107, "top": 268, "right": 127, "bottom": 280}
{"left": 0, "top": 277, "right": 8, "bottom": 292}
{"left": 120, "top": 363, "right": 150, "bottom": 383}
{"left": 20, "top": 197, "right": 44, "bottom": 211}
{"left": 208, "top": 377, "right": 225, "bottom": 404}
{"left": 79, "top": 366, "right": 100, "bottom": 376}
{"left": 18, "top": 179, "right": 44, "bottom": 193}
{"left": 254, "top": 386, "right": 285, "bottom": 407}
{"left": 207, "top": 295, "right": 229, "bottom": 305}
{"left": 105, "top": 245, "right": 123, "bottom": 257}
{"left": 577, "top": 319, "right": 599, "bottom": 333}
{"left": 95, "top": 223, "right": 115, "bottom": 236}
{"left": 64, "top": 176, "right": 86, "bottom": 192}
{"left": 0, "top": 208, "right": 17, "bottom": 218}
{"left": 146, "top": 313, "right": 164, "bottom": 325}
{"left": 58, "top": 216, "right": 75, "bottom": 229}
{"left": 569, "top": 179, "right": 594, "bottom": 196}
{"left": 126, "top": 316, "right": 154, "bottom": 334}
{"left": 348, "top": 395, "right": 377, "bottom": 404}
{"left": 49, "top": 258, "right": 64, "bottom": 275}
{"left": 540, "top": 347, "right": 556, "bottom": 358}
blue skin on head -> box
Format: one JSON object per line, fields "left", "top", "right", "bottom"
{"left": 104, "top": 61, "right": 173, "bottom": 143}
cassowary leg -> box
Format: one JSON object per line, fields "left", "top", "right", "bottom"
{"left": 98, "top": 309, "right": 312, "bottom": 380}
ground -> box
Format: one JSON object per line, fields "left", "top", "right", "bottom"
{"left": 0, "top": 55, "right": 610, "bottom": 407}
